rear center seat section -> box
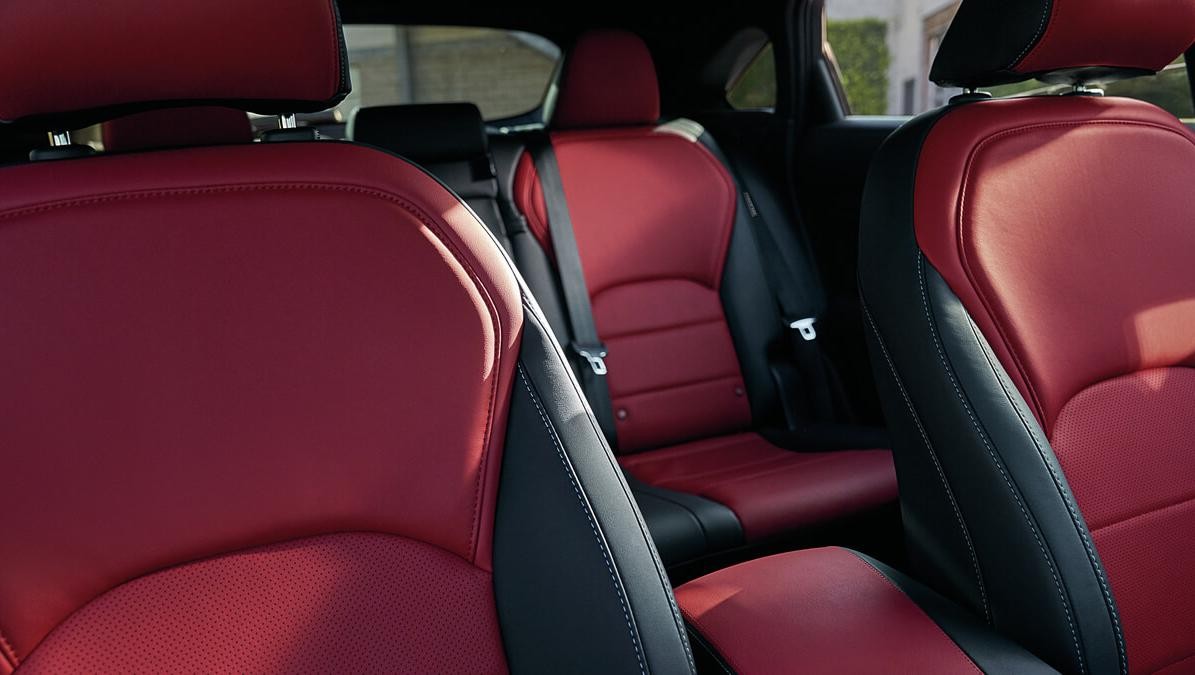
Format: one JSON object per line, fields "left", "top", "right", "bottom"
{"left": 508, "top": 30, "right": 898, "bottom": 566}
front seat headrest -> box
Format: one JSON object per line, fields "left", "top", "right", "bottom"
{"left": 931, "top": 0, "right": 1195, "bottom": 88}
{"left": 0, "top": 0, "right": 350, "bottom": 130}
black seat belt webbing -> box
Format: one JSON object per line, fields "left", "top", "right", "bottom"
{"left": 695, "top": 129, "right": 841, "bottom": 423}
{"left": 528, "top": 137, "right": 619, "bottom": 446}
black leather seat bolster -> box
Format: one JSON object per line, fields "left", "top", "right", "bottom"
{"left": 494, "top": 300, "right": 695, "bottom": 674}
{"left": 859, "top": 107, "right": 1123, "bottom": 674}
{"left": 625, "top": 475, "right": 744, "bottom": 567}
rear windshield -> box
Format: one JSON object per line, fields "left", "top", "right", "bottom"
{"left": 334, "top": 25, "right": 562, "bottom": 122}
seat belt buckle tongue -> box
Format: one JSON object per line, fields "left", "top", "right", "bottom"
{"left": 572, "top": 342, "right": 609, "bottom": 376}
{"left": 789, "top": 317, "right": 818, "bottom": 342}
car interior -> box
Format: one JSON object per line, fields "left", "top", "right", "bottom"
{"left": 1, "top": 0, "right": 1193, "bottom": 672}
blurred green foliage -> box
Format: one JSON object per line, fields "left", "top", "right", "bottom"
{"left": 827, "top": 18, "right": 890, "bottom": 115}
{"left": 728, "top": 44, "right": 777, "bottom": 109}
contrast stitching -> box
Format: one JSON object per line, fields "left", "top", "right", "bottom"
{"left": 971, "top": 319, "right": 1128, "bottom": 674}
{"left": 953, "top": 118, "right": 1194, "bottom": 428}
{"left": 861, "top": 300, "right": 990, "bottom": 622}
{"left": 0, "top": 180, "right": 505, "bottom": 564}
{"left": 1010, "top": 0, "right": 1055, "bottom": 69}
{"left": 0, "top": 627, "right": 19, "bottom": 669}
{"left": 517, "top": 366, "right": 647, "bottom": 675}
{"left": 521, "top": 300, "right": 696, "bottom": 673}
{"left": 848, "top": 552, "right": 983, "bottom": 674}
{"left": 918, "top": 254, "right": 1085, "bottom": 673}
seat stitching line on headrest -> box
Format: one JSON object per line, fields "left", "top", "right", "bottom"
{"left": 1009, "top": 0, "right": 1055, "bottom": 69}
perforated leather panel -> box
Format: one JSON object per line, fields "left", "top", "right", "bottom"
{"left": 19, "top": 533, "right": 508, "bottom": 674}
{"left": 1052, "top": 369, "right": 1195, "bottom": 674}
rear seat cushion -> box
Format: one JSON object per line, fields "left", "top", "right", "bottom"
{"left": 514, "top": 129, "right": 751, "bottom": 452}
{"left": 102, "top": 106, "right": 253, "bottom": 152}
{"left": 619, "top": 433, "right": 896, "bottom": 541}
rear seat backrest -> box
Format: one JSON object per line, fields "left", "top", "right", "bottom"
{"left": 514, "top": 30, "right": 751, "bottom": 452}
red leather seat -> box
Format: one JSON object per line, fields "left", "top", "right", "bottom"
{"left": 0, "top": 2, "right": 695, "bottom": 672}
{"left": 859, "top": 0, "right": 1195, "bottom": 671}
{"left": 513, "top": 30, "right": 896, "bottom": 549}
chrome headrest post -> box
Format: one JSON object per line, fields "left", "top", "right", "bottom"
{"left": 48, "top": 130, "right": 72, "bottom": 147}
{"left": 279, "top": 113, "right": 298, "bottom": 129}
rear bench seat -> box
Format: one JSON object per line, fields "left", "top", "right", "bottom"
{"left": 337, "top": 36, "right": 896, "bottom": 568}
{"left": 508, "top": 31, "right": 898, "bottom": 560}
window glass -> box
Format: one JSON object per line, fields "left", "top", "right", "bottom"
{"left": 728, "top": 44, "right": 778, "bottom": 110}
{"left": 333, "top": 25, "right": 561, "bottom": 122}
{"left": 824, "top": 1, "right": 1194, "bottom": 120}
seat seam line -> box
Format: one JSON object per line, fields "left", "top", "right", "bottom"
{"left": 520, "top": 301, "right": 696, "bottom": 672}
{"left": 861, "top": 297, "right": 990, "bottom": 623}
{"left": 517, "top": 366, "right": 647, "bottom": 675}
{"left": 919, "top": 254, "right": 1083, "bottom": 669}
{"left": 968, "top": 319, "right": 1128, "bottom": 673}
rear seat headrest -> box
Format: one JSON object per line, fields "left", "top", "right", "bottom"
{"left": 0, "top": 0, "right": 349, "bottom": 129}
{"left": 552, "top": 30, "right": 660, "bottom": 130}
{"left": 932, "top": 0, "right": 1195, "bottom": 87}
{"left": 102, "top": 107, "right": 254, "bottom": 153}
{"left": 350, "top": 103, "right": 489, "bottom": 163}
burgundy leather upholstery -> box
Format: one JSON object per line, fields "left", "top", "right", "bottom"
{"left": 932, "top": 0, "right": 1195, "bottom": 86}
{"left": 861, "top": 1, "right": 1195, "bottom": 670}
{"left": 0, "top": 141, "right": 521, "bottom": 673}
{"left": 912, "top": 94, "right": 1195, "bottom": 674}
{"left": 621, "top": 434, "right": 896, "bottom": 540}
{"left": 102, "top": 107, "right": 254, "bottom": 152}
{"left": 512, "top": 29, "right": 896, "bottom": 547}
{"left": 0, "top": 4, "right": 707, "bottom": 673}
{"left": 677, "top": 548, "right": 982, "bottom": 674}
{"left": 553, "top": 30, "right": 660, "bottom": 130}
{"left": 1014, "top": 0, "right": 1195, "bottom": 77}
{"left": 515, "top": 128, "right": 749, "bottom": 451}
{"left": 0, "top": 0, "right": 348, "bottom": 125}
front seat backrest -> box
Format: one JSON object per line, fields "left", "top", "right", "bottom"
{"left": 0, "top": 2, "right": 694, "bottom": 673}
{"left": 859, "top": 1, "right": 1195, "bottom": 673}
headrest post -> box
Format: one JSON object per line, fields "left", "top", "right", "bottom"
{"left": 279, "top": 114, "right": 298, "bottom": 129}
{"left": 1071, "top": 84, "right": 1105, "bottom": 96}
{"left": 47, "top": 130, "right": 72, "bottom": 147}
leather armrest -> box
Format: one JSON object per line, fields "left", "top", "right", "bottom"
{"left": 675, "top": 547, "right": 1057, "bottom": 674}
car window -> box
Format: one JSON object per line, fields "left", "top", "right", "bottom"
{"left": 728, "top": 44, "right": 778, "bottom": 110}
{"left": 335, "top": 25, "right": 561, "bottom": 122}
{"left": 823, "top": 0, "right": 1194, "bottom": 120}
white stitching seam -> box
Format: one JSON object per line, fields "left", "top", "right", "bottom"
{"left": 861, "top": 300, "right": 991, "bottom": 623}
{"left": 918, "top": 254, "right": 1086, "bottom": 674}
{"left": 520, "top": 300, "right": 696, "bottom": 674}
{"left": 968, "top": 320, "right": 1128, "bottom": 675}
{"left": 1009, "top": 0, "right": 1053, "bottom": 68}
{"left": 517, "top": 366, "right": 648, "bottom": 675}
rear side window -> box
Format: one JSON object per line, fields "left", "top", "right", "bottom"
{"left": 728, "top": 44, "right": 778, "bottom": 110}
{"left": 335, "top": 26, "right": 561, "bottom": 122}
{"left": 823, "top": 0, "right": 1194, "bottom": 120}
